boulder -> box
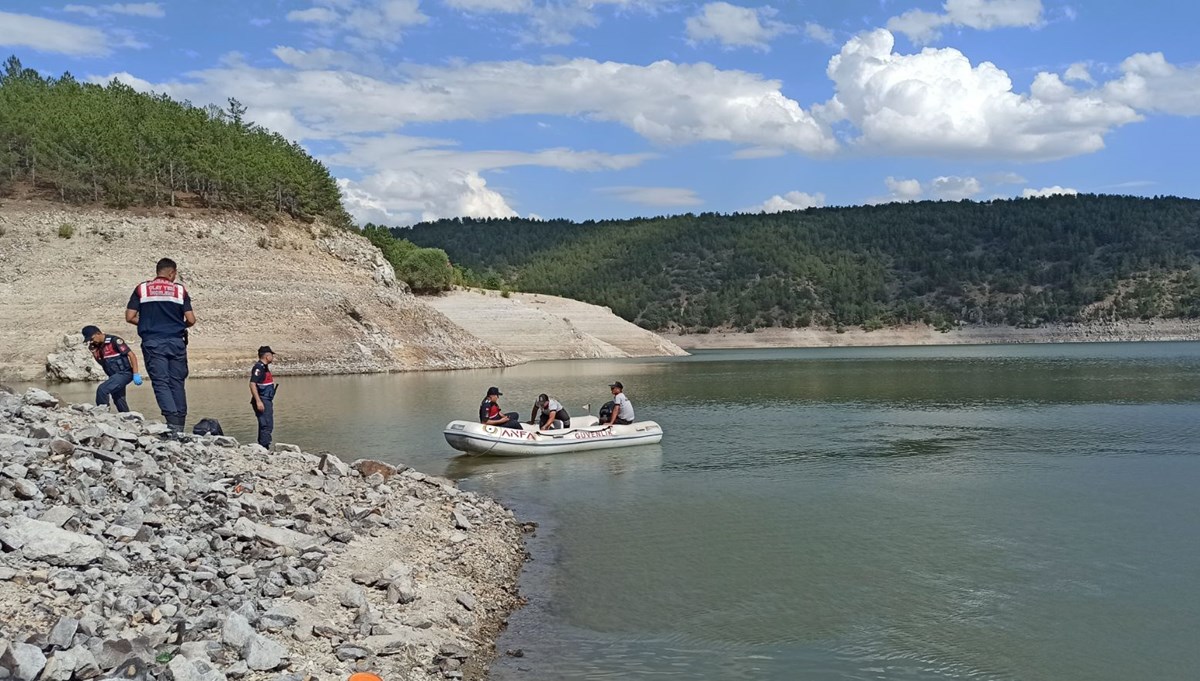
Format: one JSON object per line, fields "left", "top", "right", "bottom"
{"left": 0, "top": 517, "right": 104, "bottom": 566}
{"left": 45, "top": 334, "right": 105, "bottom": 382}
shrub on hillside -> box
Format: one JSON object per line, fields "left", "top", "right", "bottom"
{"left": 398, "top": 248, "right": 454, "bottom": 293}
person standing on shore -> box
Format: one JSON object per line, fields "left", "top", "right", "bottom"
{"left": 126, "top": 257, "right": 194, "bottom": 433}
{"left": 249, "top": 346, "right": 277, "bottom": 448}
{"left": 603, "top": 381, "right": 635, "bottom": 426}
{"left": 82, "top": 325, "right": 141, "bottom": 413}
{"left": 480, "top": 387, "right": 522, "bottom": 429}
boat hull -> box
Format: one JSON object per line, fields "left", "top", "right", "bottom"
{"left": 444, "top": 416, "right": 663, "bottom": 456}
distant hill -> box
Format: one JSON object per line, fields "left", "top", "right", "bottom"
{"left": 0, "top": 56, "right": 349, "bottom": 227}
{"left": 402, "top": 195, "right": 1200, "bottom": 331}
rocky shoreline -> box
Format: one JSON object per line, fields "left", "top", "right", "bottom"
{"left": 664, "top": 320, "right": 1200, "bottom": 350}
{"left": 0, "top": 385, "right": 526, "bottom": 681}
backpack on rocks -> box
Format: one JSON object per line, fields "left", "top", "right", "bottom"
{"left": 192, "top": 418, "right": 224, "bottom": 436}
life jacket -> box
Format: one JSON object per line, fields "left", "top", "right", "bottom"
{"left": 480, "top": 398, "right": 501, "bottom": 423}
{"left": 91, "top": 335, "right": 132, "bottom": 375}
{"left": 133, "top": 277, "right": 189, "bottom": 339}
{"left": 251, "top": 361, "right": 277, "bottom": 400}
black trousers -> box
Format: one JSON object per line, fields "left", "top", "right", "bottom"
{"left": 142, "top": 336, "right": 188, "bottom": 426}
{"left": 96, "top": 371, "right": 132, "bottom": 412}
{"left": 253, "top": 398, "right": 274, "bottom": 448}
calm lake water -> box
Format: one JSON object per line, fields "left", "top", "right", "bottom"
{"left": 23, "top": 342, "right": 1200, "bottom": 681}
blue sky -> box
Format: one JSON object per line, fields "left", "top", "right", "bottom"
{"left": 2, "top": 0, "right": 1198, "bottom": 225}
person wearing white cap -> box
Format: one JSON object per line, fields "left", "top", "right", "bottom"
{"left": 604, "top": 381, "right": 635, "bottom": 426}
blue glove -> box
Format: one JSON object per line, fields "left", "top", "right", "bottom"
{"left": 132, "top": 373, "right": 143, "bottom": 386}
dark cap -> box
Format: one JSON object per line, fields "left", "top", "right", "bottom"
{"left": 81, "top": 325, "right": 101, "bottom": 340}
{"left": 487, "top": 386, "right": 502, "bottom": 396}
{"left": 258, "top": 346, "right": 275, "bottom": 357}
{"left": 609, "top": 381, "right": 623, "bottom": 389}
{"left": 537, "top": 393, "right": 549, "bottom": 404}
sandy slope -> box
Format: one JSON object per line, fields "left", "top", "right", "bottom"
{"left": 0, "top": 203, "right": 509, "bottom": 381}
{"left": 664, "top": 320, "right": 1200, "bottom": 350}
{"left": 423, "top": 288, "right": 688, "bottom": 361}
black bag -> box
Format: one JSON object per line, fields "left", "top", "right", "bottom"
{"left": 598, "top": 400, "right": 615, "bottom": 422}
{"left": 192, "top": 418, "right": 224, "bottom": 436}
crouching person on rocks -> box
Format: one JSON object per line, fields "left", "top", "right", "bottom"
{"left": 82, "top": 324, "right": 141, "bottom": 413}
{"left": 250, "top": 346, "right": 277, "bottom": 448}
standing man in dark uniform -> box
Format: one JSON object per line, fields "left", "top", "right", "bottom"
{"left": 249, "top": 346, "right": 277, "bottom": 448}
{"left": 82, "top": 325, "right": 142, "bottom": 413}
{"left": 126, "top": 258, "right": 195, "bottom": 433}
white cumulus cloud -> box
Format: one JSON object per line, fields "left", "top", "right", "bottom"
{"left": 750, "top": 191, "right": 826, "bottom": 213}
{"left": 272, "top": 46, "right": 362, "bottom": 71}
{"left": 888, "top": 0, "right": 1043, "bottom": 44}
{"left": 340, "top": 172, "right": 517, "bottom": 226}
{"left": 819, "top": 29, "right": 1141, "bottom": 160}
{"left": 685, "top": 2, "right": 791, "bottom": 51}
{"left": 1022, "top": 185, "right": 1077, "bottom": 197}
{"left": 0, "top": 11, "right": 110, "bottom": 56}
{"left": 930, "top": 175, "right": 982, "bottom": 200}
{"left": 109, "top": 58, "right": 836, "bottom": 154}
{"left": 1103, "top": 52, "right": 1200, "bottom": 116}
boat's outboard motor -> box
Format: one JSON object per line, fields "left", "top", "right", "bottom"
{"left": 598, "top": 401, "right": 616, "bottom": 423}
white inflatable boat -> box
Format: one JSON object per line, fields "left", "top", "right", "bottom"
{"left": 443, "top": 415, "right": 663, "bottom": 456}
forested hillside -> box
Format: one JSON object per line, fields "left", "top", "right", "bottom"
{"left": 403, "top": 195, "right": 1200, "bottom": 331}
{"left": 0, "top": 56, "right": 349, "bottom": 227}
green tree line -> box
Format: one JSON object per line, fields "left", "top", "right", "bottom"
{"left": 401, "top": 195, "right": 1200, "bottom": 331}
{"left": 0, "top": 56, "right": 350, "bottom": 227}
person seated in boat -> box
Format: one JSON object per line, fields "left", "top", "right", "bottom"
{"left": 529, "top": 393, "right": 571, "bottom": 430}
{"left": 602, "top": 381, "right": 635, "bottom": 426}
{"left": 479, "top": 387, "right": 522, "bottom": 429}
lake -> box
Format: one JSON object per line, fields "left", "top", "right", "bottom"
{"left": 22, "top": 342, "right": 1200, "bottom": 680}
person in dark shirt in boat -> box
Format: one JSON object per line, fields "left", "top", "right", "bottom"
{"left": 479, "top": 386, "right": 522, "bottom": 429}
{"left": 529, "top": 393, "right": 571, "bottom": 430}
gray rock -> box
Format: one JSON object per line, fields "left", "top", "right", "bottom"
{"left": 1, "top": 463, "right": 27, "bottom": 479}
{"left": 224, "top": 661, "right": 249, "bottom": 679}
{"left": 291, "top": 622, "right": 314, "bottom": 642}
{"left": 167, "top": 654, "right": 227, "bottom": 681}
{"left": 0, "top": 641, "right": 46, "bottom": 681}
{"left": 48, "top": 438, "right": 75, "bottom": 456}
{"left": 47, "top": 617, "right": 80, "bottom": 649}
{"left": 334, "top": 644, "right": 372, "bottom": 661}
{"left": 231, "top": 517, "right": 320, "bottom": 551}
{"left": 340, "top": 586, "right": 368, "bottom": 609}
{"left": 452, "top": 509, "right": 473, "bottom": 530}
{"left": 260, "top": 607, "right": 297, "bottom": 628}
{"left": 22, "top": 388, "right": 58, "bottom": 407}
{"left": 242, "top": 634, "right": 288, "bottom": 671}
{"left": 387, "top": 577, "right": 417, "bottom": 605}
{"left": 40, "top": 648, "right": 91, "bottom": 681}
{"left": 177, "top": 641, "right": 218, "bottom": 662}
{"left": 221, "top": 613, "right": 256, "bottom": 649}
{"left": 0, "top": 567, "right": 16, "bottom": 580}
{"left": 364, "top": 634, "right": 417, "bottom": 657}
{"left": 11, "top": 479, "right": 39, "bottom": 499}
{"left": 0, "top": 517, "right": 104, "bottom": 566}
{"left": 455, "top": 592, "right": 477, "bottom": 611}
{"left": 92, "top": 638, "right": 152, "bottom": 670}
{"left": 39, "top": 506, "right": 77, "bottom": 528}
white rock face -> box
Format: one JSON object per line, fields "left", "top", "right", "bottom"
{"left": 45, "top": 334, "right": 105, "bottom": 382}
